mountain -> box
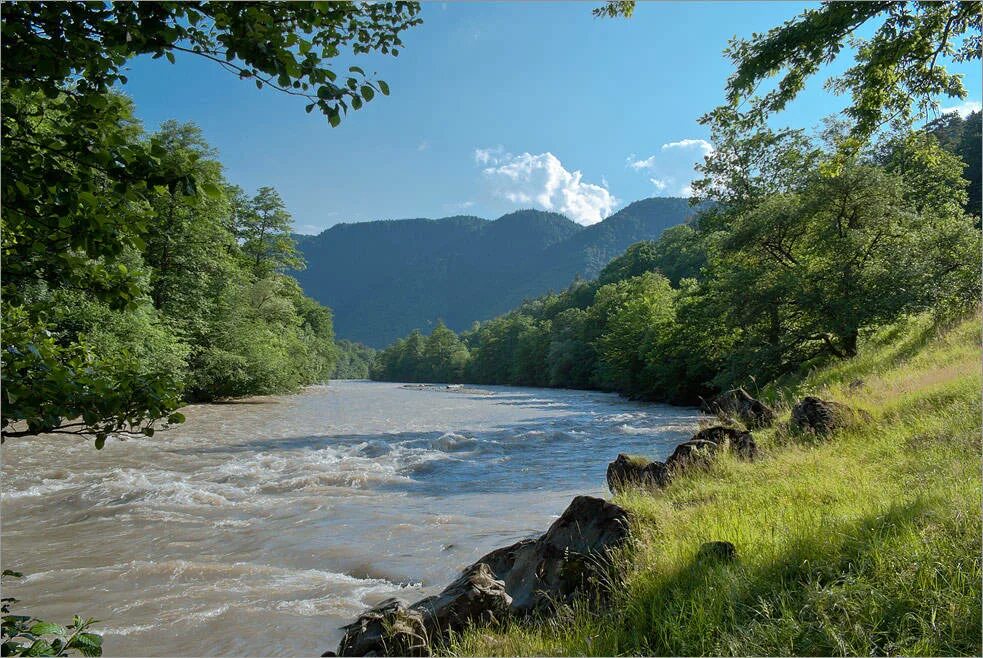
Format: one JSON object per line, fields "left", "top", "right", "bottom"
{"left": 292, "top": 197, "right": 699, "bottom": 346}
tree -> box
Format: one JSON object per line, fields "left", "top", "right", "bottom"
{"left": 238, "top": 187, "right": 305, "bottom": 275}
{"left": 596, "top": 2, "right": 981, "bottom": 146}
{"left": 1, "top": 2, "right": 421, "bottom": 126}
{"left": 1, "top": 2, "right": 419, "bottom": 442}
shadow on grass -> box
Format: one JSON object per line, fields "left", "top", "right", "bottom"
{"left": 600, "top": 497, "right": 981, "bottom": 656}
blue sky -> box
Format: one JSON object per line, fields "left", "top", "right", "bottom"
{"left": 121, "top": 2, "right": 982, "bottom": 233}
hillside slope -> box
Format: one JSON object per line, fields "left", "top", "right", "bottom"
{"left": 292, "top": 198, "right": 697, "bottom": 346}
{"left": 452, "top": 312, "right": 982, "bottom": 656}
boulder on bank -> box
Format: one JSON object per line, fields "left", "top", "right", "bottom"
{"left": 606, "top": 453, "right": 671, "bottom": 493}
{"left": 692, "top": 426, "right": 759, "bottom": 460}
{"left": 337, "top": 598, "right": 430, "bottom": 657}
{"left": 335, "top": 496, "right": 631, "bottom": 656}
{"left": 791, "top": 396, "right": 871, "bottom": 436}
{"left": 702, "top": 388, "right": 776, "bottom": 429}
{"left": 665, "top": 439, "right": 720, "bottom": 473}
{"left": 413, "top": 562, "right": 512, "bottom": 634}
{"left": 477, "top": 495, "right": 631, "bottom": 615}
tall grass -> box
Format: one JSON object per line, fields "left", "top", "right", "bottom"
{"left": 449, "top": 313, "right": 982, "bottom": 656}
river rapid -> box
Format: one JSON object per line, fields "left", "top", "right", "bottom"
{"left": 1, "top": 381, "right": 702, "bottom": 656}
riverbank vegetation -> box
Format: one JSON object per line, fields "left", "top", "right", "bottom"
{"left": 1, "top": 3, "right": 421, "bottom": 445}
{"left": 450, "top": 310, "right": 981, "bottom": 656}
{"left": 371, "top": 113, "right": 981, "bottom": 404}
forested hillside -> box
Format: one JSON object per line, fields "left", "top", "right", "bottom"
{"left": 293, "top": 197, "right": 698, "bottom": 346}
{"left": 372, "top": 116, "right": 981, "bottom": 403}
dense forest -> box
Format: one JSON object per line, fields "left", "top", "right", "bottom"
{"left": 372, "top": 112, "right": 982, "bottom": 403}
{"left": 2, "top": 93, "right": 339, "bottom": 436}
{"left": 0, "top": 2, "right": 423, "bottom": 448}
{"left": 293, "top": 198, "right": 699, "bottom": 346}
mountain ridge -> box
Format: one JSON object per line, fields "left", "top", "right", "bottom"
{"left": 292, "top": 197, "right": 700, "bottom": 346}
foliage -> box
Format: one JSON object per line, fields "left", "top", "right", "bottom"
{"left": 1, "top": 2, "right": 408, "bottom": 438}
{"left": 2, "top": 571, "right": 102, "bottom": 656}
{"left": 2, "top": 106, "right": 338, "bottom": 438}
{"left": 718, "top": 1, "right": 981, "bottom": 145}
{"left": 924, "top": 110, "right": 982, "bottom": 218}
{"left": 332, "top": 340, "right": 377, "bottom": 379}
{"left": 1, "top": 1, "right": 421, "bottom": 125}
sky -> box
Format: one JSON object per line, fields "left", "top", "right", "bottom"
{"left": 120, "top": 2, "right": 982, "bottom": 234}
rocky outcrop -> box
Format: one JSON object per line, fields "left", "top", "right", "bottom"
{"left": 334, "top": 496, "right": 630, "bottom": 656}
{"left": 791, "top": 396, "right": 871, "bottom": 436}
{"left": 665, "top": 439, "right": 721, "bottom": 473}
{"left": 692, "top": 426, "right": 759, "bottom": 460}
{"left": 702, "top": 388, "right": 776, "bottom": 429}
{"left": 606, "top": 453, "right": 671, "bottom": 493}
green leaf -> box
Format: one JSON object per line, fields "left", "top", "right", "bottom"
{"left": 164, "top": 51, "right": 175, "bottom": 64}
{"left": 377, "top": 80, "right": 390, "bottom": 96}
{"left": 199, "top": 182, "right": 222, "bottom": 199}
{"left": 143, "top": 427, "right": 155, "bottom": 437}
{"left": 167, "top": 412, "right": 186, "bottom": 424}
{"left": 94, "top": 435, "right": 106, "bottom": 450}
{"left": 361, "top": 85, "right": 374, "bottom": 102}
{"left": 28, "top": 622, "right": 66, "bottom": 637}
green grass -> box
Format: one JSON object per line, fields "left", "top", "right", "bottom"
{"left": 449, "top": 313, "right": 982, "bottom": 656}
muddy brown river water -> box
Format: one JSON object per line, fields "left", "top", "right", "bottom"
{"left": 1, "top": 381, "right": 701, "bottom": 656}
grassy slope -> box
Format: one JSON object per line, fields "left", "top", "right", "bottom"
{"left": 450, "top": 313, "right": 982, "bottom": 656}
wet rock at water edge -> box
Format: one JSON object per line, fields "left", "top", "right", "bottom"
{"left": 606, "top": 453, "right": 671, "bottom": 493}
{"left": 692, "top": 425, "right": 759, "bottom": 460}
{"left": 413, "top": 562, "right": 512, "bottom": 634}
{"left": 334, "top": 497, "right": 631, "bottom": 656}
{"left": 791, "top": 396, "right": 871, "bottom": 436}
{"left": 697, "top": 540, "right": 737, "bottom": 563}
{"left": 337, "top": 598, "right": 430, "bottom": 657}
{"left": 475, "top": 495, "right": 631, "bottom": 615}
{"left": 665, "top": 439, "right": 720, "bottom": 473}
{"left": 702, "top": 388, "right": 776, "bottom": 429}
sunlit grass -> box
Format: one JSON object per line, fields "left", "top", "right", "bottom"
{"left": 449, "top": 312, "right": 982, "bottom": 656}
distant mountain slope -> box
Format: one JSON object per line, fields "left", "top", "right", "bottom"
{"left": 293, "top": 197, "right": 699, "bottom": 346}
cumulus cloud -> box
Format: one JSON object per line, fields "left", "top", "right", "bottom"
{"left": 940, "top": 100, "right": 982, "bottom": 118}
{"left": 474, "top": 148, "right": 618, "bottom": 225}
{"left": 626, "top": 138, "right": 714, "bottom": 196}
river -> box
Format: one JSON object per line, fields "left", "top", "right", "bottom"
{"left": 1, "top": 381, "right": 702, "bottom": 656}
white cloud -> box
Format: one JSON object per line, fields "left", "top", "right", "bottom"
{"left": 626, "top": 138, "right": 714, "bottom": 197}
{"left": 940, "top": 100, "right": 981, "bottom": 118}
{"left": 417, "top": 140, "right": 430, "bottom": 151}
{"left": 475, "top": 148, "right": 618, "bottom": 225}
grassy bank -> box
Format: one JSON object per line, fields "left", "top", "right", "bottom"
{"left": 450, "top": 312, "right": 982, "bottom": 656}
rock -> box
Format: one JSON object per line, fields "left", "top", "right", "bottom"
{"left": 412, "top": 562, "right": 511, "bottom": 634}
{"left": 665, "top": 439, "right": 720, "bottom": 473}
{"left": 791, "top": 396, "right": 871, "bottom": 436}
{"left": 476, "top": 496, "right": 631, "bottom": 615}
{"left": 692, "top": 426, "right": 759, "bottom": 460}
{"left": 337, "top": 598, "right": 430, "bottom": 657}
{"left": 702, "top": 388, "right": 776, "bottom": 428}
{"left": 697, "top": 541, "right": 737, "bottom": 563}
{"left": 333, "top": 497, "right": 631, "bottom": 656}
{"left": 606, "top": 453, "right": 671, "bottom": 493}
